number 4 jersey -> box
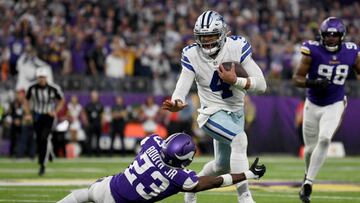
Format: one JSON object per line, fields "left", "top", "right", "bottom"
{"left": 110, "top": 135, "right": 198, "bottom": 203}
{"left": 301, "top": 40, "right": 360, "bottom": 106}
{"left": 175, "top": 36, "right": 253, "bottom": 115}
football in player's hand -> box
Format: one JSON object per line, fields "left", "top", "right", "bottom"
{"left": 222, "top": 62, "right": 248, "bottom": 77}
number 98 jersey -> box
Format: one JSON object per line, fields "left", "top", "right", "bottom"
{"left": 110, "top": 135, "right": 198, "bottom": 203}
{"left": 301, "top": 40, "right": 360, "bottom": 106}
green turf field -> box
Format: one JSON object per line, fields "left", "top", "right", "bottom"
{"left": 0, "top": 156, "right": 359, "bottom": 203}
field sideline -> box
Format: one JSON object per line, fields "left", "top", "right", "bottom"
{"left": 0, "top": 156, "right": 360, "bottom": 203}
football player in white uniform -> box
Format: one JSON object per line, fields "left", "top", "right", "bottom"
{"left": 162, "top": 11, "right": 267, "bottom": 203}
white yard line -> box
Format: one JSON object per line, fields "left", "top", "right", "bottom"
{"left": 0, "top": 188, "right": 71, "bottom": 191}
{"left": 0, "top": 200, "right": 54, "bottom": 203}
{"left": 0, "top": 168, "right": 107, "bottom": 173}
{"left": 1, "top": 156, "right": 360, "bottom": 164}
{"left": 0, "top": 179, "right": 93, "bottom": 186}
{"left": 201, "top": 192, "right": 360, "bottom": 200}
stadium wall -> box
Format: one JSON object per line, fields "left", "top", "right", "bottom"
{"left": 65, "top": 92, "right": 360, "bottom": 155}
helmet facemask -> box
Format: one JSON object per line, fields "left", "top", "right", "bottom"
{"left": 193, "top": 11, "right": 227, "bottom": 57}
{"left": 319, "top": 17, "right": 346, "bottom": 52}
{"left": 320, "top": 32, "right": 344, "bottom": 52}
{"left": 195, "top": 31, "right": 226, "bottom": 56}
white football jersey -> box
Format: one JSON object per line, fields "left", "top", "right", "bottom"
{"left": 173, "top": 35, "right": 253, "bottom": 115}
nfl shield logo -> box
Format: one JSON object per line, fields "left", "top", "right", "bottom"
{"left": 332, "top": 55, "right": 337, "bottom": 60}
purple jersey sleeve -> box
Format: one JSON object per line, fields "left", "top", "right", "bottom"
{"left": 110, "top": 135, "right": 199, "bottom": 203}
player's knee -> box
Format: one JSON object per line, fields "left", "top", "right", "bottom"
{"left": 304, "top": 145, "right": 315, "bottom": 154}
{"left": 231, "top": 133, "right": 248, "bottom": 154}
{"left": 318, "top": 137, "right": 331, "bottom": 147}
{"left": 214, "top": 163, "right": 230, "bottom": 174}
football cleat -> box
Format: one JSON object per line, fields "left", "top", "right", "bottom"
{"left": 38, "top": 165, "right": 45, "bottom": 176}
{"left": 299, "top": 183, "right": 312, "bottom": 203}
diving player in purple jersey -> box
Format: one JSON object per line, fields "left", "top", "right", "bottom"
{"left": 293, "top": 17, "right": 360, "bottom": 203}
{"left": 58, "top": 133, "right": 266, "bottom": 203}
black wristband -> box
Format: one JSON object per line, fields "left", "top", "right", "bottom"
{"left": 305, "top": 79, "right": 330, "bottom": 89}
{"left": 305, "top": 79, "right": 317, "bottom": 88}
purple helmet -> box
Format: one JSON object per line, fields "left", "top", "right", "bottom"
{"left": 319, "top": 17, "right": 346, "bottom": 52}
{"left": 160, "top": 133, "right": 196, "bottom": 168}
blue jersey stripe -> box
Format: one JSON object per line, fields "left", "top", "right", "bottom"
{"left": 242, "top": 42, "right": 250, "bottom": 53}
{"left": 182, "top": 55, "right": 191, "bottom": 63}
{"left": 240, "top": 47, "right": 252, "bottom": 63}
{"left": 181, "top": 61, "right": 195, "bottom": 73}
{"left": 203, "top": 125, "right": 232, "bottom": 142}
{"left": 207, "top": 119, "right": 236, "bottom": 136}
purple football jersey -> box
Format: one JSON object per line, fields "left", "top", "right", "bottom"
{"left": 110, "top": 135, "right": 198, "bottom": 203}
{"left": 301, "top": 40, "right": 360, "bottom": 106}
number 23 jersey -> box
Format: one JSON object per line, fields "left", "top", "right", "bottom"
{"left": 110, "top": 135, "right": 198, "bottom": 203}
{"left": 301, "top": 41, "right": 360, "bottom": 106}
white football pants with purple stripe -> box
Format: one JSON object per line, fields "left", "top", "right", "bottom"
{"left": 303, "top": 98, "right": 347, "bottom": 181}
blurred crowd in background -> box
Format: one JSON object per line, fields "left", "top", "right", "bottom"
{"left": 1, "top": 0, "right": 360, "bottom": 83}
{"left": 0, "top": 0, "right": 359, "bottom": 157}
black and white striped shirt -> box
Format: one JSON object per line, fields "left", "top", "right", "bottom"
{"left": 26, "top": 82, "right": 64, "bottom": 114}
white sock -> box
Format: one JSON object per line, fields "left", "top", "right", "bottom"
{"left": 57, "top": 188, "right": 89, "bottom": 203}
{"left": 185, "top": 160, "right": 219, "bottom": 203}
{"left": 304, "top": 145, "right": 315, "bottom": 173}
{"left": 304, "top": 179, "right": 313, "bottom": 185}
{"left": 238, "top": 191, "right": 256, "bottom": 203}
{"left": 306, "top": 137, "right": 330, "bottom": 181}
{"left": 230, "top": 133, "right": 254, "bottom": 203}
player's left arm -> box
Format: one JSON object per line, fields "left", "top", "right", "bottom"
{"left": 219, "top": 38, "right": 267, "bottom": 93}
{"left": 183, "top": 158, "right": 266, "bottom": 192}
{"left": 220, "top": 58, "right": 267, "bottom": 93}
{"left": 238, "top": 57, "right": 267, "bottom": 93}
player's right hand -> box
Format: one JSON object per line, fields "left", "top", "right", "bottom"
{"left": 162, "top": 99, "right": 187, "bottom": 112}
{"left": 218, "top": 63, "right": 237, "bottom": 85}
{"left": 249, "top": 157, "right": 266, "bottom": 179}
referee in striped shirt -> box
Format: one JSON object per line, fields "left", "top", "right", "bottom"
{"left": 23, "top": 68, "right": 65, "bottom": 176}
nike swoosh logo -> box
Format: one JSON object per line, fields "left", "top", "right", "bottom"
{"left": 255, "top": 168, "right": 262, "bottom": 172}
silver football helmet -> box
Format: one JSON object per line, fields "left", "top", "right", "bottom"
{"left": 193, "top": 11, "right": 227, "bottom": 56}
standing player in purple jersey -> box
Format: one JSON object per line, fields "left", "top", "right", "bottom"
{"left": 293, "top": 17, "right": 360, "bottom": 203}
{"left": 58, "top": 133, "right": 266, "bottom": 203}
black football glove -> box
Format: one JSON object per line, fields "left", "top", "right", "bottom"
{"left": 305, "top": 78, "right": 330, "bottom": 89}
{"left": 249, "top": 157, "right": 266, "bottom": 179}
